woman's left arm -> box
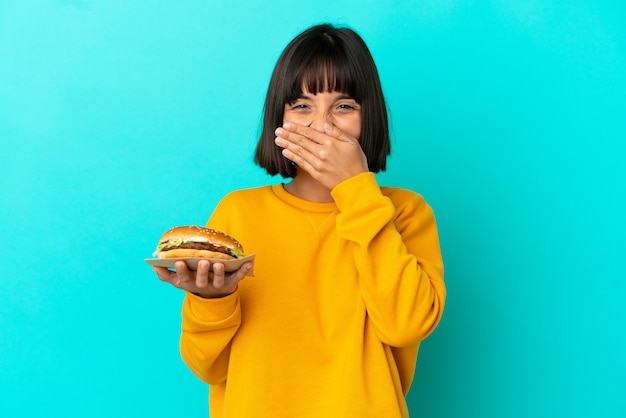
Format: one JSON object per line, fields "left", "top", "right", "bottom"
{"left": 332, "top": 172, "right": 446, "bottom": 347}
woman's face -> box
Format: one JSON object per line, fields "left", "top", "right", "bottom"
{"left": 283, "top": 88, "right": 362, "bottom": 140}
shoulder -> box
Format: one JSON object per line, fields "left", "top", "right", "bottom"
{"left": 218, "top": 185, "right": 273, "bottom": 205}
{"left": 380, "top": 186, "right": 435, "bottom": 219}
{"left": 208, "top": 185, "right": 273, "bottom": 229}
{"left": 381, "top": 186, "right": 427, "bottom": 207}
{"left": 211, "top": 185, "right": 274, "bottom": 218}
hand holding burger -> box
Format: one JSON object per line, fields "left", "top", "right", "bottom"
{"left": 151, "top": 226, "right": 253, "bottom": 298}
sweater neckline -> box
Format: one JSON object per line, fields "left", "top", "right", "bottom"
{"left": 271, "top": 183, "right": 338, "bottom": 213}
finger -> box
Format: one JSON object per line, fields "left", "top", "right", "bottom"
{"left": 222, "top": 262, "right": 253, "bottom": 292}
{"left": 175, "top": 261, "right": 192, "bottom": 288}
{"left": 275, "top": 135, "right": 315, "bottom": 167}
{"left": 152, "top": 266, "right": 176, "bottom": 283}
{"left": 236, "top": 262, "right": 254, "bottom": 279}
{"left": 280, "top": 123, "right": 321, "bottom": 143}
{"left": 276, "top": 125, "right": 324, "bottom": 150}
{"left": 275, "top": 127, "right": 319, "bottom": 165}
{"left": 212, "top": 263, "right": 226, "bottom": 288}
{"left": 323, "top": 122, "right": 356, "bottom": 143}
{"left": 280, "top": 145, "right": 317, "bottom": 174}
{"left": 196, "top": 260, "right": 210, "bottom": 288}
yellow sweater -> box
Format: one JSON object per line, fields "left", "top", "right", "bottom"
{"left": 180, "top": 172, "right": 446, "bottom": 417}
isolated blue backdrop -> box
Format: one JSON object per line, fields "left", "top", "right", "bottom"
{"left": 1, "top": 1, "right": 624, "bottom": 417}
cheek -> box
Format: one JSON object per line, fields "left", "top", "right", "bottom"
{"left": 333, "top": 117, "right": 362, "bottom": 141}
{"left": 283, "top": 113, "right": 310, "bottom": 125}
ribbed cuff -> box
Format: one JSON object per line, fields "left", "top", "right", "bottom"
{"left": 184, "top": 290, "right": 239, "bottom": 324}
{"left": 331, "top": 172, "right": 382, "bottom": 210}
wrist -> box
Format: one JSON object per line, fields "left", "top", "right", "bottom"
{"left": 191, "top": 285, "right": 238, "bottom": 299}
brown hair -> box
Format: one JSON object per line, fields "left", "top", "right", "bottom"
{"left": 254, "top": 24, "right": 390, "bottom": 178}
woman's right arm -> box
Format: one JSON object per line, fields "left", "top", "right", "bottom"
{"left": 179, "top": 291, "right": 241, "bottom": 384}
{"left": 174, "top": 192, "right": 251, "bottom": 384}
{"left": 153, "top": 260, "right": 251, "bottom": 384}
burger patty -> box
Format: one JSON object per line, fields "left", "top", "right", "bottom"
{"left": 161, "top": 241, "right": 235, "bottom": 257}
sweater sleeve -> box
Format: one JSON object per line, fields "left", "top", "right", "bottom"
{"left": 331, "top": 172, "right": 446, "bottom": 347}
{"left": 178, "top": 194, "right": 245, "bottom": 385}
{"left": 179, "top": 288, "right": 241, "bottom": 385}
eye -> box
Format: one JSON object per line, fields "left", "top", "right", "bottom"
{"left": 286, "top": 102, "right": 310, "bottom": 111}
{"left": 336, "top": 101, "right": 360, "bottom": 112}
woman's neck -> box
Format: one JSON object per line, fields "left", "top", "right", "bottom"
{"left": 283, "top": 173, "right": 333, "bottom": 203}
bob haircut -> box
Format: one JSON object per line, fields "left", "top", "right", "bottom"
{"left": 254, "top": 24, "right": 390, "bottom": 178}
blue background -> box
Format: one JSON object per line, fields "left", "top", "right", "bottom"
{"left": 1, "top": 1, "right": 624, "bottom": 416}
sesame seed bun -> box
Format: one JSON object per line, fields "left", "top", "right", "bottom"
{"left": 155, "top": 225, "right": 245, "bottom": 259}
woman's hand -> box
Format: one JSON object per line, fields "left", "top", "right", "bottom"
{"left": 152, "top": 260, "right": 253, "bottom": 298}
{"left": 274, "top": 122, "right": 368, "bottom": 190}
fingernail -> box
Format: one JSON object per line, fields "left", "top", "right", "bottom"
{"left": 274, "top": 137, "right": 284, "bottom": 146}
{"left": 283, "top": 123, "right": 292, "bottom": 130}
{"left": 275, "top": 127, "right": 283, "bottom": 135}
{"left": 324, "top": 122, "right": 332, "bottom": 131}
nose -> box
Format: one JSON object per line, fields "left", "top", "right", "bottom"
{"left": 307, "top": 111, "right": 330, "bottom": 132}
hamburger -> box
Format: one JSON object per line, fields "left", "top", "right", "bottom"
{"left": 153, "top": 225, "right": 245, "bottom": 260}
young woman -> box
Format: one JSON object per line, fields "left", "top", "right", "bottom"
{"left": 153, "top": 23, "right": 446, "bottom": 417}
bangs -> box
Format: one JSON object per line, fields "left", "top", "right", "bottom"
{"left": 285, "top": 43, "right": 360, "bottom": 103}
